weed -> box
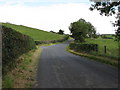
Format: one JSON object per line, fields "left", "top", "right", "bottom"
{"left": 3, "top": 75, "right": 14, "bottom": 88}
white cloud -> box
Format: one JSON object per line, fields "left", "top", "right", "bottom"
{"left": 0, "top": 3, "right": 116, "bottom": 34}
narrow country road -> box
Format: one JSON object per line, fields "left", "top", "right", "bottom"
{"left": 34, "top": 40, "right": 118, "bottom": 88}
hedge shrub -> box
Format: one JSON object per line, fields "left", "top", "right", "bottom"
{"left": 35, "top": 35, "right": 69, "bottom": 45}
{"left": 69, "top": 42, "right": 98, "bottom": 53}
{"left": 2, "top": 26, "right": 36, "bottom": 74}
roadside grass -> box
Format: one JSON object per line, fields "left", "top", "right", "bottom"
{"left": 66, "top": 46, "right": 118, "bottom": 68}
{"left": 67, "top": 37, "right": 119, "bottom": 67}
{"left": 3, "top": 75, "right": 14, "bottom": 88}
{"left": 2, "top": 47, "right": 42, "bottom": 88}
{"left": 2, "top": 23, "right": 64, "bottom": 41}
{"left": 2, "top": 42, "right": 61, "bottom": 88}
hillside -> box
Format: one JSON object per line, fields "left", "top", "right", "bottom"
{"left": 2, "top": 23, "right": 64, "bottom": 41}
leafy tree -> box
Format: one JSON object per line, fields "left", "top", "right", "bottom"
{"left": 69, "top": 19, "right": 96, "bottom": 42}
{"left": 89, "top": 1, "right": 120, "bottom": 62}
{"left": 58, "top": 29, "right": 64, "bottom": 35}
{"left": 89, "top": 1, "right": 120, "bottom": 41}
{"left": 87, "top": 22, "right": 97, "bottom": 38}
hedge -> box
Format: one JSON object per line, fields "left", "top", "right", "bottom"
{"left": 35, "top": 35, "right": 69, "bottom": 45}
{"left": 69, "top": 42, "right": 98, "bottom": 53}
{"left": 2, "top": 26, "right": 36, "bottom": 74}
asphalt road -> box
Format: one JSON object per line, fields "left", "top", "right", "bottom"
{"left": 34, "top": 40, "right": 118, "bottom": 88}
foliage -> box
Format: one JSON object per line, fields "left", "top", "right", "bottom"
{"left": 3, "top": 48, "right": 42, "bottom": 88}
{"left": 84, "top": 38, "right": 119, "bottom": 59}
{"left": 2, "top": 26, "right": 36, "bottom": 75}
{"left": 69, "top": 18, "right": 96, "bottom": 42}
{"left": 69, "top": 42, "right": 98, "bottom": 53}
{"left": 89, "top": 1, "right": 120, "bottom": 41}
{"left": 58, "top": 29, "right": 64, "bottom": 35}
{"left": 35, "top": 35, "right": 69, "bottom": 45}
{"left": 101, "top": 35, "right": 113, "bottom": 39}
{"left": 67, "top": 47, "right": 118, "bottom": 67}
{"left": 50, "top": 30, "right": 56, "bottom": 33}
{"left": 3, "top": 75, "right": 14, "bottom": 88}
{"left": 3, "top": 23, "right": 64, "bottom": 41}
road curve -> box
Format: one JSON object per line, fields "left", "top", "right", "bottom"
{"left": 34, "top": 40, "right": 118, "bottom": 88}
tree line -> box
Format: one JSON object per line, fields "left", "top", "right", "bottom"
{"left": 50, "top": 29, "right": 64, "bottom": 35}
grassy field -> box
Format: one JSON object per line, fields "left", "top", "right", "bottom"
{"left": 2, "top": 23, "right": 64, "bottom": 41}
{"left": 68, "top": 35, "right": 119, "bottom": 67}
{"left": 84, "top": 37, "right": 119, "bottom": 60}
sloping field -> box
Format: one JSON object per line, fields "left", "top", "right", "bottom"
{"left": 2, "top": 23, "right": 64, "bottom": 41}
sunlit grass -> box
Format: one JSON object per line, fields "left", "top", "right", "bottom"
{"left": 2, "top": 23, "right": 64, "bottom": 41}
{"left": 84, "top": 38, "right": 119, "bottom": 59}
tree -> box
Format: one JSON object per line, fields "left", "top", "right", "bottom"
{"left": 87, "top": 22, "right": 97, "bottom": 38}
{"left": 89, "top": 1, "right": 120, "bottom": 66}
{"left": 50, "top": 30, "right": 56, "bottom": 33}
{"left": 89, "top": 1, "right": 120, "bottom": 41}
{"left": 58, "top": 29, "right": 64, "bottom": 35}
{"left": 69, "top": 18, "right": 96, "bottom": 42}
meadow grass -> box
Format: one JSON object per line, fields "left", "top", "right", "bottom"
{"left": 2, "top": 23, "right": 64, "bottom": 41}
{"left": 84, "top": 38, "right": 119, "bottom": 60}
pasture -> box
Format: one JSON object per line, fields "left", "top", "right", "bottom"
{"left": 2, "top": 23, "right": 64, "bottom": 41}
{"left": 84, "top": 37, "right": 119, "bottom": 60}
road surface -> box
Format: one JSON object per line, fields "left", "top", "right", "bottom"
{"left": 34, "top": 40, "right": 118, "bottom": 88}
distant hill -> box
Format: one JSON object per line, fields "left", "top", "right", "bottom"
{"left": 2, "top": 23, "right": 64, "bottom": 41}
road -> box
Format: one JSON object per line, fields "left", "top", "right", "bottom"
{"left": 34, "top": 40, "right": 118, "bottom": 88}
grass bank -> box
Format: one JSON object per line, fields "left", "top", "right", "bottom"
{"left": 2, "top": 23, "right": 64, "bottom": 41}
{"left": 66, "top": 46, "right": 118, "bottom": 68}
{"left": 2, "top": 47, "right": 42, "bottom": 88}
{"left": 2, "top": 42, "right": 60, "bottom": 88}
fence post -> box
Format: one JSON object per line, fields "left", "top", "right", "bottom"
{"left": 104, "top": 46, "right": 107, "bottom": 54}
{"left": 96, "top": 44, "right": 98, "bottom": 52}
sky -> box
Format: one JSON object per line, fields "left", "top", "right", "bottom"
{"left": 0, "top": 0, "right": 116, "bottom": 34}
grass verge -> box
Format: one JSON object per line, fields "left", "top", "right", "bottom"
{"left": 2, "top": 47, "right": 42, "bottom": 88}
{"left": 66, "top": 46, "right": 118, "bottom": 68}
{"left": 2, "top": 42, "right": 61, "bottom": 88}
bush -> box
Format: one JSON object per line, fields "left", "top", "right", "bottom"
{"left": 35, "top": 35, "right": 69, "bottom": 45}
{"left": 2, "top": 26, "right": 36, "bottom": 74}
{"left": 69, "top": 43, "right": 98, "bottom": 53}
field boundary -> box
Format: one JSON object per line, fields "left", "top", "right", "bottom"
{"left": 66, "top": 46, "right": 118, "bottom": 68}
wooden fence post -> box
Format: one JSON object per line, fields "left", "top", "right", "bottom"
{"left": 96, "top": 44, "right": 98, "bottom": 52}
{"left": 104, "top": 46, "right": 107, "bottom": 54}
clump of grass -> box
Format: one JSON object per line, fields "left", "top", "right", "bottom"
{"left": 3, "top": 75, "right": 14, "bottom": 88}
{"left": 26, "top": 82, "right": 32, "bottom": 88}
